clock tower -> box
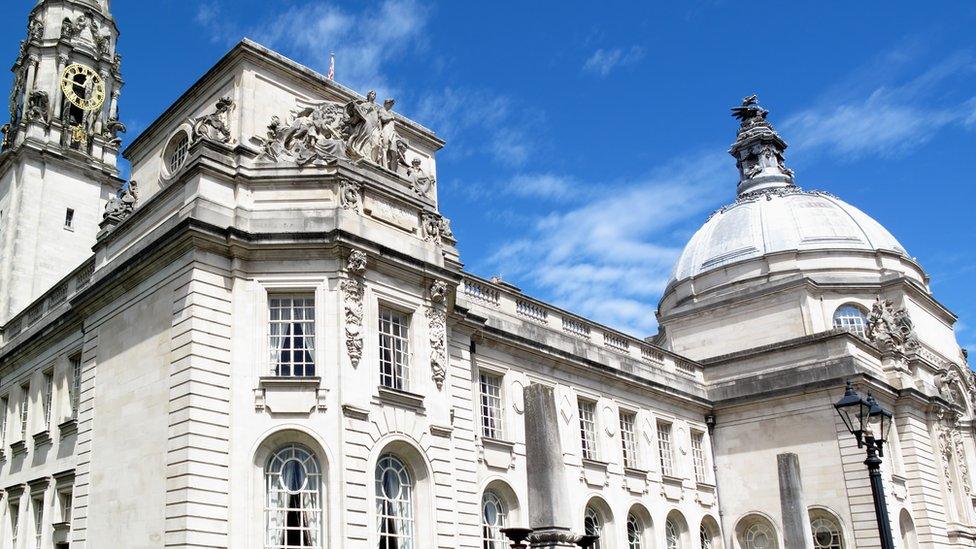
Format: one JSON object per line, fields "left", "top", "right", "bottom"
{"left": 0, "top": 0, "right": 124, "bottom": 324}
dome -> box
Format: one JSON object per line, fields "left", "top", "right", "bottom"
{"left": 670, "top": 188, "right": 909, "bottom": 283}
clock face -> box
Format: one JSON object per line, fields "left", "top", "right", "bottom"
{"left": 60, "top": 64, "right": 106, "bottom": 112}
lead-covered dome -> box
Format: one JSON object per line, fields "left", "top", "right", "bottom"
{"left": 670, "top": 187, "right": 908, "bottom": 282}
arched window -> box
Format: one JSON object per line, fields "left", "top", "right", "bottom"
{"left": 627, "top": 513, "right": 643, "bottom": 549}
{"left": 481, "top": 491, "right": 507, "bottom": 549}
{"left": 833, "top": 305, "right": 868, "bottom": 338}
{"left": 265, "top": 444, "right": 323, "bottom": 549}
{"left": 810, "top": 517, "right": 843, "bottom": 548}
{"left": 665, "top": 519, "right": 680, "bottom": 549}
{"left": 584, "top": 506, "right": 604, "bottom": 549}
{"left": 700, "top": 524, "right": 712, "bottom": 549}
{"left": 376, "top": 454, "right": 414, "bottom": 549}
{"left": 744, "top": 522, "right": 775, "bottom": 549}
{"left": 899, "top": 510, "right": 916, "bottom": 548}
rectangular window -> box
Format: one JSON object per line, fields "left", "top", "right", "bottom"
{"left": 20, "top": 383, "right": 30, "bottom": 440}
{"left": 268, "top": 295, "right": 316, "bottom": 377}
{"left": 578, "top": 399, "right": 598, "bottom": 461}
{"left": 42, "top": 371, "right": 53, "bottom": 428}
{"left": 619, "top": 411, "right": 638, "bottom": 469}
{"left": 479, "top": 372, "right": 504, "bottom": 440}
{"left": 32, "top": 496, "right": 43, "bottom": 549}
{"left": 64, "top": 208, "right": 74, "bottom": 230}
{"left": 378, "top": 307, "right": 410, "bottom": 390}
{"left": 70, "top": 355, "right": 82, "bottom": 419}
{"left": 692, "top": 431, "right": 707, "bottom": 483}
{"left": 10, "top": 501, "right": 19, "bottom": 546}
{"left": 657, "top": 421, "right": 674, "bottom": 477}
{"left": 59, "top": 492, "right": 72, "bottom": 525}
{"left": 0, "top": 396, "right": 7, "bottom": 445}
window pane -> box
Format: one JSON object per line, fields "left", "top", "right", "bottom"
{"left": 833, "top": 305, "right": 867, "bottom": 338}
{"left": 379, "top": 308, "right": 410, "bottom": 390}
{"left": 578, "top": 400, "right": 598, "bottom": 461}
{"left": 692, "top": 432, "right": 707, "bottom": 483}
{"left": 269, "top": 296, "right": 316, "bottom": 377}
{"left": 620, "top": 412, "right": 638, "bottom": 469}
{"left": 481, "top": 491, "right": 507, "bottom": 549}
{"left": 265, "top": 444, "right": 323, "bottom": 549}
{"left": 658, "top": 422, "right": 673, "bottom": 477}
{"left": 480, "top": 373, "right": 503, "bottom": 439}
{"left": 376, "top": 454, "right": 414, "bottom": 549}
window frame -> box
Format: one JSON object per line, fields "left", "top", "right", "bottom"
{"left": 69, "top": 354, "right": 82, "bottom": 420}
{"left": 832, "top": 304, "right": 868, "bottom": 338}
{"left": 267, "top": 294, "right": 317, "bottom": 378}
{"left": 0, "top": 395, "right": 8, "bottom": 446}
{"left": 657, "top": 421, "right": 674, "bottom": 477}
{"left": 63, "top": 208, "right": 75, "bottom": 231}
{"left": 665, "top": 519, "right": 680, "bottom": 549}
{"left": 584, "top": 506, "right": 604, "bottom": 549}
{"left": 478, "top": 371, "right": 505, "bottom": 440}
{"left": 481, "top": 490, "right": 508, "bottom": 549}
{"left": 42, "top": 369, "right": 53, "bottom": 429}
{"left": 375, "top": 453, "right": 415, "bottom": 549}
{"left": 20, "top": 382, "right": 30, "bottom": 441}
{"left": 691, "top": 431, "right": 707, "bottom": 483}
{"left": 378, "top": 305, "right": 412, "bottom": 391}
{"left": 32, "top": 495, "right": 44, "bottom": 549}
{"left": 577, "top": 398, "right": 599, "bottom": 461}
{"left": 626, "top": 513, "right": 643, "bottom": 549}
{"left": 264, "top": 443, "right": 324, "bottom": 549}
{"left": 619, "top": 410, "right": 639, "bottom": 469}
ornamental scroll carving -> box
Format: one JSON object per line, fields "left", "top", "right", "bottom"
{"left": 937, "top": 409, "right": 972, "bottom": 495}
{"left": 421, "top": 213, "right": 455, "bottom": 246}
{"left": 341, "top": 251, "right": 367, "bottom": 368}
{"left": 339, "top": 179, "right": 363, "bottom": 211}
{"left": 866, "top": 297, "right": 920, "bottom": 355}
{"left": 427, "top": 281, "right": 450, "bottom": 390}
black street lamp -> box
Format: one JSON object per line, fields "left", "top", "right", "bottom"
{"left": 834, "top": 381, "right": 896, "bottom": 549}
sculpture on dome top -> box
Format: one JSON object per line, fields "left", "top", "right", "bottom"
{"left": 729, "top": 95, "right": 795, "bottom": 188}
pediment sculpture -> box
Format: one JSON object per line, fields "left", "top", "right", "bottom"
{"left": 254, "top": 90, "right": 420, "bottom": 178}
{"left": 866, "top": 296, "right": 920, "bottom": 355}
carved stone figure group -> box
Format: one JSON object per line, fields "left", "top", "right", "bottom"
{"left": 866, "top": 296, "right": 920, "bottom": 355}
{"left": 192, "top": 96, "right": 234, "bottom": 144}
{"left": 254, "top": 90, "right": 435, "bottom": 194}
{"left": 102, "top": 180, "right": 139, "bottom": 224}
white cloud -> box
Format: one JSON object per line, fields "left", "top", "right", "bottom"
{"left": 582, "top": 46, "right": 645, "bottom": 77}
{"left": 413, "top": 87, "right": 537, "bottom": 166}
{"left": 481, "top": 152, "right": 731, "bottom": 336}
{"left": 783, "top": 53, "right": 976, "bottom": 160}
{"left": 195, "top": 1, "right": 429, "bottom": 97}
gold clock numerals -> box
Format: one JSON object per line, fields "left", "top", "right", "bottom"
{"left": 60, "top": 64, "right": 106, "bottom": 112}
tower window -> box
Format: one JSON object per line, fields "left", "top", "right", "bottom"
{"left": 378, "top": 308, "right": 410, "bottom": 390}
{"left": 64, "top": 208, "right": 75, "bottom": 230}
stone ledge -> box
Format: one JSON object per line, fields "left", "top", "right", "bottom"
{"left": 376, "top": 386, "right": 425, "bottom": 412}
{"left": 256, "top": 376, "right": 326, "bottom": 413}
{"left": 10, "top": 440, "right": 27, "bottom": 456}
{"left": 58, "top": 419, "right": 78, "bottom": 438}
{"left": 32, "top": 429, "right": 52, "bottom": 447}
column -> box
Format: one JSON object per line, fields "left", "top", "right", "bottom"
{"left": 778, "top": 453, "right": 814, "bottom": 549}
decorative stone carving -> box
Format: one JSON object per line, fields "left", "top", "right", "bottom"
{"left": 429, "top": 281, "right": 448, "bottom": 304}
{"left": 9, "top": 69, "right": 25, "bottom": 121}
{"left": 0, "top": 124, "right": 11, "bottom": 151}
{"left": 103, "top": 118, "right": 126, "bottom": 147}
{"left": 94, "top": 32, "right": 111, "bottom": 58}
{"left": 408, "top": 158, "right": 435, "bottom": 197}
{"left": 111, "top": 54, "right": 122, "bottom": 80}
{"left": 339, "top": 179, "right": 362, "bottom": 211}
{"left": 937, "top": 367, "right": 964, "bottom": 407}
{"left": 28, "top": 13, "right": 44, "bottom": 43}
{"left": 254, "top": 90, "right": 412, "bottom": 174}
{"left": 421, "top": 212, "right": 441, "bottom": 243}
{"left": 341, "top": 250, "right": 368, "bottom": 368}
{"left": 192, "top": 96, "right": 234, "bottom": 144}
{"left": 98, "top": 181, "right": 139, "bottom": 237}
{"left": 25, "top": 91, "right": 49, "bottom": 124}
{"left": 866, "top": 297, "right": 920, "bottom": 355}
{"left": 427, "top": 304, "right": 447, "bottom": 390}
{"left": 346, "top": 250, "right": 368, "bottom": 275}
{"left": 938, "top": 409, "right": 971, "bottom": 495}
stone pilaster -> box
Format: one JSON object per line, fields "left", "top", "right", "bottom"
{"left": 778, "top": 453, "right": 814, "bottom": 549}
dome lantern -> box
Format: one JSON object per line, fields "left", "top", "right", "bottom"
{"left": 729, "top": 95, "right": 796, "bottom": 196}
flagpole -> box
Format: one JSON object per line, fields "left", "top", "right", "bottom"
{"left": 328, "top": 51, "right": 335, "bottom": 81}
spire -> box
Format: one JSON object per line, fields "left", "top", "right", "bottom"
{"left": 729, "top": 95, "right": 795, "bottom": 196}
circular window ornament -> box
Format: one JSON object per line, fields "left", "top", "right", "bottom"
{"left": 60, "top": 64, "right": 106, "bottom": 111}
{"left": 279, "top": 458, "right": 308, "bottom": 494}
{"left": 164, "top": 131, "right": 190, "bottom": 176}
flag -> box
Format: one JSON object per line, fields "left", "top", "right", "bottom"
{"left": 328, "top": 52, "right": 335, "bottom": 81}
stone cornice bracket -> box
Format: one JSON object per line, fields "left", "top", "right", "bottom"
{"left": 338, "top": 178, "right": 363, "bottom": 212}
{"left": 427, "top": 280, "right": 449, "bottom": 390}
{"left": 341, "top": 250, "right": 367, "bottom": 368}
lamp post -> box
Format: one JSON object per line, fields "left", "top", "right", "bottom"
{"left": 834, "top": 381, "right": 896, "bottom": 549}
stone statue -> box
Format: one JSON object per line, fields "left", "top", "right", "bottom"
{"left": 345, "top": 90, "right": 383, "bottom": 163}
{"left": 28, "top": 13, "right": 44, "bottom": 43}
{"left": 81, "top": 77, "right": 99, "bottom": 135}
{"left": 103, "top": 180, "right": 139, "bottom": 223}
{"left": 408, "top": 158, "right": 435, "bottom": 197}
{"left": 731, "top": 95, "right": 768, "bottom": 126}
{"left": 60, "top": 17, "right": 78, "bottom": 41}
{"left": 192, "top": 96, "right": 234, "bottom": 144}
{"left": 9, "top": 69, "right": 25, "bottom": 121}
{"left": 25, "top": 90, "right": 49, "bottom": 124}
{"left": 103, "top": 118, "right": 126, "bottom": 147}
{"left": 379, "top": 98, "right": 403, "bottom": 171}
{"left": 257, "top": 100, "right": 348, "bottom": 165}
{"left": 111, "top": 54, "right": 123, "bottom": 79}
{"left": 937, "top": 368, "right": 962, "bottom": 405}
{"left": 1, "top": 124, "right": 12, "bottom": 151}
{"left": 94, "top": 32, "right": 111, "bottom": 58}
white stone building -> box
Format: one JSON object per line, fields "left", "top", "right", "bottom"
{"left": 0, "top": 2, "right": 972, "bottom": 548}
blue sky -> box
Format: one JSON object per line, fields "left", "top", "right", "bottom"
{"left": 7, "top": 1, "right": 975, "bottom": 351}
